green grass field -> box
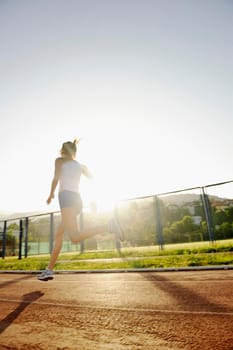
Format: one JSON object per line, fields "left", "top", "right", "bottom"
{"left": 0, "top": 240, "right": 233, "bottom": 271}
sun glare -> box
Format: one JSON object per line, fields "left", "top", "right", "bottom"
{"left": 80, "top": 176, "right": 121, "bottom": 213}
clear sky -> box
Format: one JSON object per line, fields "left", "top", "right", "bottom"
{"left": 0, "top": 0, "right": 233, "bottom": 214}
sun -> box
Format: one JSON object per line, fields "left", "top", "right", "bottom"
{"left": 80, "top": 176, "right": 120, "bottom": 213}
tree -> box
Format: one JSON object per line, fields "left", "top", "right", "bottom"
{"left": 214, "top": 210, "right": 228, "bottom": 225}
{"left": 217, "top": 222, "right": 232, "bottom": 239}
{"left": 182, "top": 216, "right": 196, "bottom": 232}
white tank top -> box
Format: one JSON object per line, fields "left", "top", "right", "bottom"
{"left": 59, "top": 160, "right": 82, "bottom": 193}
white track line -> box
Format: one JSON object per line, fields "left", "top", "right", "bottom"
{"left": 0, "top": 298, "right": 233, "bottom": 316}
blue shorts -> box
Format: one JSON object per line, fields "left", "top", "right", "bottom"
{"left": 58, "top": 191, "right": 83, "bottom": 214}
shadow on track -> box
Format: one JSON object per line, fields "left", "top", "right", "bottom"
{"left": 0, "top": 274, "right": 33, "bottom": 288}
{"left": 141, "top": 272, "right": 233, "bottom": 313}
{"left": 0, "top": 290, "right": 44, "bottom": 334}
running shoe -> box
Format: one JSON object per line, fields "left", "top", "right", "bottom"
{"left": 37, "top": 269, "right": 54, "bottom": 281}
{"left": 108, "top": 217, "right": 124, "bottom": 241}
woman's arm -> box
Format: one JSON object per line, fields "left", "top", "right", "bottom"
{"left": 81, "top": 164, "right": 93, "bottom": 179}
{"left": 47, "top": 158, "right": 62, "bottom": 205}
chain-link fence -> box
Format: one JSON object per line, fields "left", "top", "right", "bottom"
{"left": 1, "top": 180, "right": 233, "bottom": 258}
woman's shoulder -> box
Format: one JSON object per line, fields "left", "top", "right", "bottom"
{"left": 55, "top": 157, "right": 65, "bottom": 167}
{"left": 55, "top": 157, "right": 64, "bottom": 163}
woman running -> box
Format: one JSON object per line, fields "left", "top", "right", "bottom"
{"left": 38, "top": 139, "right": 122, "bottom": 281}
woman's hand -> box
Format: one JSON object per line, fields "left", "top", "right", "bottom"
{"left": 47, "top": 194, "right": 54, "bottom": 205}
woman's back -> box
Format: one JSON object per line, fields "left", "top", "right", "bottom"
{"left": 59, "top": 159, "right": 82, "bottom": 193}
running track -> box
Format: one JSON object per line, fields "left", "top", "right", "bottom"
{"left": 0, "top": 270, "right": 233, "bottom": 349}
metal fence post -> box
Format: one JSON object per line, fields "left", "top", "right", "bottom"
{"left": 24, "top": 217, "right": 29, "bottom": 258}
{"left": 153, "top": 196, "right": 164, "bottom": 250}
{"left": 49, "top": 213, "right": 54, "bottom": 254}
{"left": 1, "top": 221, "right": 7, "bottom": 259}
{"left": 201, "top": 187, "right": 215, "bottom": 243}
{"left": 80, "top": 211, "right": 84, "bottom": 253}
{"left": 114, "top": 206, "right": 123, "bottom": 251}
{"left": 18, "top": 219, "right": 23, "bottom": 259}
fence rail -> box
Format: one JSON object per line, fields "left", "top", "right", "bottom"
{"left": 1, "top": 180, "right": 233, "bottom": 259}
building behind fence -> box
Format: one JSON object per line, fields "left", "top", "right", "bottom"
{"left": 1, "top": 180, "right": 233, "bottom": 259}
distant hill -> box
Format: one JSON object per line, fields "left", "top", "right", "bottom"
{"left": 162, "top": 193, "right": 227, "bottom": 206}
{"left": 139, "top": 193, "right": 229, "bottom": 207}
{"left": 163, "top": 193, "right": 229, "bottom": 206}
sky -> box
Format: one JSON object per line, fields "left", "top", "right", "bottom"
{"left": 0, "top": 0, "right": 233, "bottom": 215}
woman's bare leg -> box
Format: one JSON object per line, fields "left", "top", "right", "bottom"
{"left": 61, "top": 207, "right": 109, "bottom": 243}
{"left": 71, "top": 224, "right": 108, "bottom": 243}
{"left": 61, "top": 207, "right": 123, "bottom": 244}
{"left": 47, "top": 221, "right": 65, "bottom": 270}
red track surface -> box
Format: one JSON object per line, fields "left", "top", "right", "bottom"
{"left": 0, "top": 270, "right": 233, "bottom": 349}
